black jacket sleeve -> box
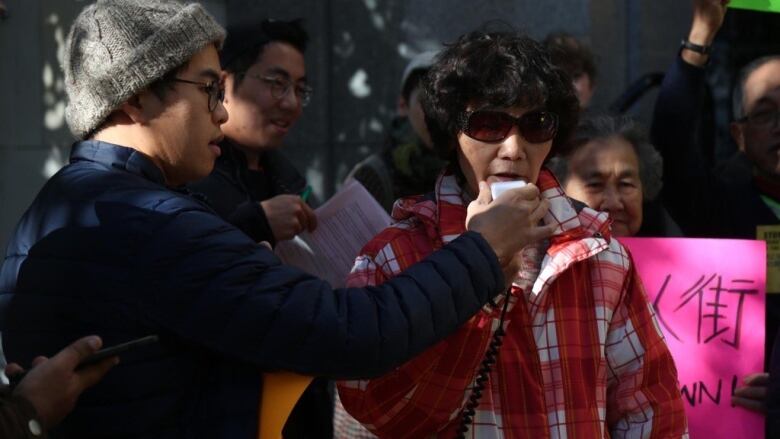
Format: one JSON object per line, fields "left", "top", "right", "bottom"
{"left": 188, "top": 149, "right": 304, "bottom": 245}
{"left": 187, "top": 165, "right": 277, "bottom": 243}
{"left": 143, "top": 208, "right": 504, "bottom": 379}
{"left": 651, "top": 55, "right": 727, "bottom": 236}
{"left": 227, "top": 201, "right": 276, "bottom": 245}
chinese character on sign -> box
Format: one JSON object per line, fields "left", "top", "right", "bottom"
{"left": 652, "top": 274, "right": 758, "bottom": 349}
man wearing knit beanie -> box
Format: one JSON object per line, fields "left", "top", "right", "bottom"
{"left": 0, "top": 1, "right": 552, "bottom": 438}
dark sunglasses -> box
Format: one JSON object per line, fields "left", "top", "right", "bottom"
{"left": 460, "top": 109, "right": 559, "bottom": 143}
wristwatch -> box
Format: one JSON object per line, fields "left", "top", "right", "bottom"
{"left": 27, "top": 418, "right": 43, "bottom": 437}
{"left": 680, "top": 39, "right": 712, "bottom": 55}
{"left": 9, "top": 393, "right": 45, "bottom": 437}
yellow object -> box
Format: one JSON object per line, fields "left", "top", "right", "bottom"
{"left": 757, "top": 225, "right": 780, "bottom": 293}
{"left": 257, "top": 372, "right": 315, "bottom": 439}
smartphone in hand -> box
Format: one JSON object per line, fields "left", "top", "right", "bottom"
{"left": 8, "top": 335, "right": 159, "bottom": 388}
{"left": 76, "top": 335, "right": 159, "bottom": 369}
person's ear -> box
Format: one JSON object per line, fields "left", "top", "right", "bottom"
{"left": 398, "top": 95, "right": 409, "bottom": 116}
{"left": 730, "top": 122, "right": 746, "bottom": 153}
{"left": 119, "top": 88, "right": 165, "bottom": 124}
{"left": 118, "top": 91, "right": 159, "bottom": 124}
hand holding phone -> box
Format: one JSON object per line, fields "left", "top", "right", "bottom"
{"left": 76, "top": 335, "right": 159, "bottom": 370}
{"left": 8, "top": 335, "right": 159, "bottom": 388}
{"left": 5, "top": 335, "right": 120, "bottom": 428}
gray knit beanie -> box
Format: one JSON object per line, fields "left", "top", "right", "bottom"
{"left": 63, "top": 0, "right": 226, "bottom": 139}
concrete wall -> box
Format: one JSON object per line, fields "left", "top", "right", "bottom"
{"left": 236, "top": 0, "right": 593, "bottom": 199}
{"left": 0, "top": 0, "right": 226, "bottom": 249}
{"left": 0, "top": 0, "right": 45, "bottom": 254}
{"left": 0, "top": 0, "right": 693, "bottom": 250}
{"left": 228, "top": 0, "right": 690, "bottom": 201}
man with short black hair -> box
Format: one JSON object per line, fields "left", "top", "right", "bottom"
{"left": 0, "top": 1, "right": 543, "bottom": 438}
{"left": 189, "top": 23, "right": 330, "bottom": 435}
{"left": 189, "top": 18, "right": 317, "bottom": 246}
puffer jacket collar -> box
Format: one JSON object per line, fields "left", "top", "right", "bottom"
{"left": 70, "top": 140, "right": 167, "bottom": 186}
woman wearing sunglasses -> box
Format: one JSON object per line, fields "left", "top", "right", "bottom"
{"left": 337, "top": 30, "right": 686, "bottom": 438}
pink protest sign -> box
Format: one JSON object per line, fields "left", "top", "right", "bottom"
{"left": 619, "top": 237, "right": 766, "bottom": 439}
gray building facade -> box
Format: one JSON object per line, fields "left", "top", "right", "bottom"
{"left": 0, "top": 0, "right": 694, "bottom": 250}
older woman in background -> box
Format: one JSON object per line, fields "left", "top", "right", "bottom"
{"left": 550, "top": 113, "right": 769, "bottom": 413}
{"left": 548, "top": 114, "right": 669, "bottom": 237}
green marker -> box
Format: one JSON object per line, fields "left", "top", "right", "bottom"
{"left": 729, "top": 0, "right": 780, "bottom": 14}
{"left": 300, "top": 185, "right": 312, "bottom": 203}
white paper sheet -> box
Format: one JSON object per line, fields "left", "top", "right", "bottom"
{"left": 274, "top": 179, "right": 392, "bottom": 288}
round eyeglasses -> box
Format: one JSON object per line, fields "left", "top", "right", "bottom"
{"left": 736, "top": 108, "right": 780, "bottom": 131}
{"left": 243, "top": 73, "right": 313, "bottom": 107}
{"left": 171, "top": 78, "right": 225, "bottom": 112}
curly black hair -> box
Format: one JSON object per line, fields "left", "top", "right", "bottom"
{"left": 420, "top": 31, "right": 580, "bottom": 163}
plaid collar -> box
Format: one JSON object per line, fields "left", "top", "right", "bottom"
{"left": 392, "top": 167, "right": 613, "bottom": 295}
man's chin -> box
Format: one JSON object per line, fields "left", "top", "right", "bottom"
{"left": 229, "top": 141, "right": 281, "bottom": 153}
{"left": 250, "top": 131, "right": 286, "bottom": 150}
{"left": 265, "top": 122, "right": 294, "bottom": 140}
{"left": 756, "top": 161, "right": 780, "bottom": 185}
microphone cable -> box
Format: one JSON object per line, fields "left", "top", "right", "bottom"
{"left": 456, "top": 287, "right": 512, "bottom": 438}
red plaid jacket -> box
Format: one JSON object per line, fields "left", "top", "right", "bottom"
{"left": 337, "top": 169, "right": 687, "bottom": 438}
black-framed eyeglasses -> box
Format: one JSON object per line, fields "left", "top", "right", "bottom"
{"left": 736, "top": 108, "right": 780, "bottom": 130}
{"left": 171, "top": 78, "right": 225, "bottom": 112}
{"left": 243, "top": 73, "right": 312, "bottom": 107}
{"left": 460, "top": 109, "right": 559, "bottom": 143}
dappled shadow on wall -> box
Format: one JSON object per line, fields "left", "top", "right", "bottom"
{"left": 326, "top": 0, "right": 441, "bottom": 191}
{"left": 41, "top": 11, "right": 71, "bottom": 179}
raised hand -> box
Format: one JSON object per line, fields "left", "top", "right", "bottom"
{"left": 685, "top": 0, "right": 730, "bottom": 65}
{"left": 732, "top": 372, "right": 769, "bottom": 413}
{"left": 260, "top": 194, "right": 318, "bottom": 242}
{"left": 691, "top": 0, "right": 729, "bottom": 39}
{"left": 466, "top": 181, "right": 555, "bottom": 283}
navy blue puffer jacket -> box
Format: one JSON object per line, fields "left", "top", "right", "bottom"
{"left": 0, "top": 141, "right": 504, "bottom": 439}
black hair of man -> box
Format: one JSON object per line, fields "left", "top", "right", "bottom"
{"left": 220, "top": 18, "right": 308, "bottom": 86}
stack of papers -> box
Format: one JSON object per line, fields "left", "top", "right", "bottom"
{"left": 275, "top": 179, "right": 392, "bottom": 288}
